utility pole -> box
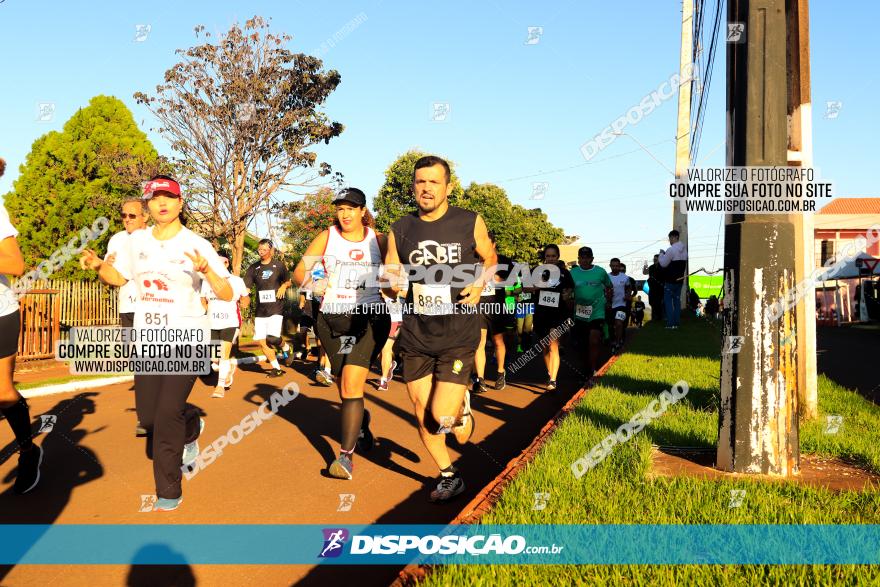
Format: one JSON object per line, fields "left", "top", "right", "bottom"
{"left": 674, "top": 0, "right": 693, "bottom": 307}
{"left": 717, "top": 0, "right": 800, "bottom": 475}
{"left": 787, "top": 0, "right": 818, "bottom": 420}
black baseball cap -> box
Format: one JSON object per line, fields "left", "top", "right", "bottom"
{"left": 333, "top": 188, "right": 367, "bottom": 207}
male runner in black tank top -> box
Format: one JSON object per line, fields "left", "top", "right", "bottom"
{"left": 383, "top": 155, "right": 497, "bottom": 503}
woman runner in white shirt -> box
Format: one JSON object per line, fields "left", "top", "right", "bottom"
{"left": 80, "top": 175, "right": 232, "bottom": 511}
{"left": 0, "top": 157, "right": 44, "bottom": 494}
{"left": 201, "top": 250, "right": 249, "bottom": 398}
{"left": 292, "top": 188, "right": 390, "bottom": 480}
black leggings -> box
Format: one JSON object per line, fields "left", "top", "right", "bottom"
{"left": 134, "top": 374, "right": 201, "bottom": 499}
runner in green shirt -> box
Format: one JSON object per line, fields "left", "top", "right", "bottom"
{"left": 569, "top": 246, "right": 612, "bottom": 378}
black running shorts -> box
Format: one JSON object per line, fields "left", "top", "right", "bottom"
{"left": 211, "top": 327, "right": 240, "bottom": 344}
{"left": 119, "top": 312, "right": 135, "bottom": 328}
{"left": 401, "top": 346, "right": 475, "bottom": 386}
{"left": 574, "top": 318, "right": 604, "bottom": 340}
{"left": 315, "top": 309, "right": 390, "bottom": 377}
{"left": 0, "top": 311, "right": 20, "bottom": 359}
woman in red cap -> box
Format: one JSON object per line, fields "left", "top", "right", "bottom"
{"left": 81, "top": 174, "right": 233, "bottom": 511}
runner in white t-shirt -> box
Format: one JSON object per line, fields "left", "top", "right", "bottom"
{"left": 608, "top": 258, "right": 632, "bottom": 355}
{"left": 200, "top": 250, "right": 249, "bottom": 398}
{"left": 106, "top": 198, "right": 149, "bottom": 328}
{"left": 0, "top": 157, "right": 44, "bottom": 495}
{"left": 81, "top": 174, "right": 232, "bottom": 512}
{"left": 292, "top": 188, "right": 390, "bottom": 480}
{"left": 104, "top": 198, "right": 150, "bottom": 436}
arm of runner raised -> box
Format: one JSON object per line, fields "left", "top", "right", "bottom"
{"left": 292, "top": 230, "right": 329, "bottom": 293}
{"left": 276, "top": 262, "right": 292, "bottom": 299}
{"left": 80, "top": 248, "right": 128, "bottom": 287}
{"left": 187, "top": 249, "right": 233, "bottom": 302}
{"left": 381, "top": 231, "right": 406, "bottom": 299}
{"left": 461, "top": 215, "right": 498, "bottom": 305}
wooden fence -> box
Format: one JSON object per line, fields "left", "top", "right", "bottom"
{"left": 27, "top": 279, "right": 119, "bottom": 328}
{"left": 18, "top": 289, "right": 61, "bottom": 360}
{"left": 15, "top": 279, "right": 303, "bottom": 360}
{"left": 17, "top": 280, "right": 119, "bottom": 361}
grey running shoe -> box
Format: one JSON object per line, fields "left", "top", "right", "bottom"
{"left": 153, "top": 497, "right": 183, "bottom": 512}
{"left": 429, "top": 474, "right": 465, "bottom": 503}
{"left": 315, "top": 369, "right": 334, "bottom": 386}
{"left": 182, "top": 418, "right": 205, "bottom": 466}
{"left": 328, "top": 453, "right": 354, "bottom": 480}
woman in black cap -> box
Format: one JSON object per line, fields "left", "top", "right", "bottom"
{"left": 292, "top": 188, "right": 390, "bottom": 480}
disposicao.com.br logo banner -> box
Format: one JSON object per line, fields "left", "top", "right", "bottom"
{"left": 2, "top": 525, "right": 879, "bottom": 565}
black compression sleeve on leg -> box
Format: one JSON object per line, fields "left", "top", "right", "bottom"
{"left": 1, "top": 398, "right": 34, "bottom": 451}
{"left": 339, "top": 397, "right": 364, "bottom": 453}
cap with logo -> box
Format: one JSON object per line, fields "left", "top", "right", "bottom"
{"left": 142, "top": 177, "right": 182, "bottom": 200}
{"left": 332, "top": 188, "right": 367, "bottom": 207}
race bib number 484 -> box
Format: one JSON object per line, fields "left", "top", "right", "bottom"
{"left": 538, "top": 291, "right": 560, "bottom": 308}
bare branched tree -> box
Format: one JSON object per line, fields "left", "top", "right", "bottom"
{"left": 134, "top": 16, "right": 344, "bottom": 274}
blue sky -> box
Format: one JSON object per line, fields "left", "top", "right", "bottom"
{"left": 1, "top": 1, "right": 876, "bottom": 270}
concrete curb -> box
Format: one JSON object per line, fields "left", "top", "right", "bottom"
{"left": 18, "top": 354, "right": 270, "bottom": 399}
{"left": 20, "top": 376, "right": 135, "bottom": 399}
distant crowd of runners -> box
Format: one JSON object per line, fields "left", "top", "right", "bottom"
{"left": 0, "top": 155, "right": 687, "bottom": 509}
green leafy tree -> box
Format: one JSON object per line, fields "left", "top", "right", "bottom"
{"left": 508, "top": 205, "right": 566, "bottom": 265}
{"left": 134, "top": 16, "right": 344, "bottom": 275}
{"left": 3, "top": 95, "right": 161, "bottom": 279}
{"left": 373, "top": 150, "right": 463, "bottom": 233}
{"left": 278, "top": 187, "right": 336, "bottom": 266}
{"left": 459, "top": 182, "right": 565, "bottom": 264}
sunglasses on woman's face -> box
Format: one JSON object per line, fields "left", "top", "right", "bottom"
{"left": 121, "top": 213, "right": 140, "bottom": 220}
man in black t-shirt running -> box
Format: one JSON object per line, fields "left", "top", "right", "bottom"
{"left": 244, "top": 239, "right": 292, "bottom": 377}
{"left": 382, "top": 155, "right": 497, "bottom": 504}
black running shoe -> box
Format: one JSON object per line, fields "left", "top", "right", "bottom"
{"left": 471, "top": 377, "right": 488, "bottom": 394}
{"left": 357, "top": 409, "right": 374, "bottom": 453}
{"left": 546, "top": 379, "right": 558, "bottom": 392}
{"left": 267, "top": 368, "right": 284, "bottom": 378}
{"left": 495, "top": 371, "right": 506, "bottom": 391}
{"left": 14, "top": 444, "right": 43, "bottom": 495}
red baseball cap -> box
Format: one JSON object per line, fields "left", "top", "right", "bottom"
{"left": 142, "top": 177, "right": 182, "bottom": 200}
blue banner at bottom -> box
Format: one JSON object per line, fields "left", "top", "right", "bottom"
{"left": 0, "top": 525, "right": 878, "bottom": 565}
